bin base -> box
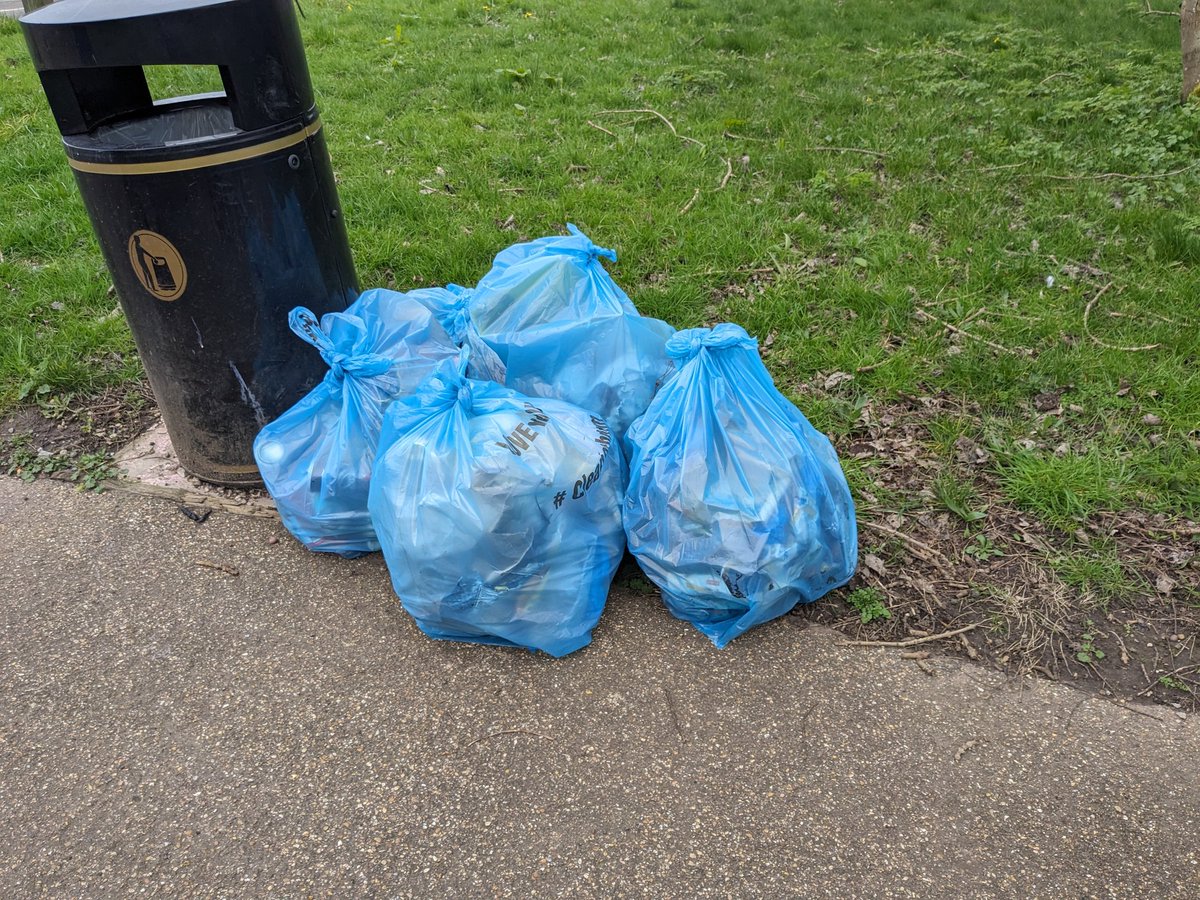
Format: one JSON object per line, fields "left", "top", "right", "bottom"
{"left": 113, "top": 418, "right": 279, "bottom": 511}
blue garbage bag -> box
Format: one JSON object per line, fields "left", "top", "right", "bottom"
{"left": 623, "top": 324, "right": 858, "bottom": 648}
{"left": 254, "top": 291, "right": 459, "bottom": 556}
{"left": 469, "top": 224, "right": 674, "bottom": 441}
{"left": 368, "top": 356, "right": 626, "bottom": 657}
{"left": 406, "top": 284, "right": 507, "bottom": 383}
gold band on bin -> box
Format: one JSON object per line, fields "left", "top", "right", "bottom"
{"left": 67, "top": 118, "right": 323, "bottom": 176}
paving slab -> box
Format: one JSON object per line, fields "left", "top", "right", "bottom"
{"left": 0, "top": 476, "right": 1197, "bottom": 898}
{"left": 110, "top": 418, "right": 278, "bottom": 520}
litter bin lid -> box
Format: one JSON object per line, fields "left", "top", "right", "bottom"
{"left": 22, "top": 0, "right": 315, "bottom": 135}
{"left": 21, "top": 0, "right": 237, "bottom": 25}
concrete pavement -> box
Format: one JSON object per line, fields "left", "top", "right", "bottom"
{"left": 1, "top": 476, "right": 1197, "bottom": 898}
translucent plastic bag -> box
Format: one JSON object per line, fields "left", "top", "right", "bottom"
{"left": 406, "top": 284, "right": 507, "bottom": 383}
{"left": 254, "top": 291, "right": 459, "bottom": 556}
{"left": 623, "top": 324, "right": 858, "bottom": 647}
{"left": 368, "top": 357, "right": 626, "bottom": 657}
{"left": 469, "top": 224, "right": 674, "bottom": 441}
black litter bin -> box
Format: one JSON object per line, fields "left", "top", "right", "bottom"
{"left": 21, "top": 0, "right": 358, "bottom": 486}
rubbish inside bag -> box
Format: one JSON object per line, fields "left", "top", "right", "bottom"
{"left": 406, "top": 284, "right": 507, "bottom": 383}
{"left": 468, "top": 223, "right": 675, "bottom": 441}
{"left": 622, "top": 323, "right": 858, "bottom": 648}
{"left": 368, "top": 356, "right": 627, "bottom": 657}
{"left": 254, "top": 290, "right": 459, "bottom": 557}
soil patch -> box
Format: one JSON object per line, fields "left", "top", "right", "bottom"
{"left": 1, "top": 382, "right": 158, "bottom": 462}
{"left": 798, "top": 392, "right": 1200, "bottom": 710}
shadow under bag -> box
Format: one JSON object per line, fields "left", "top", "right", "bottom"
{"left": 623, "top": 324, "right": 858, "bottom": 647}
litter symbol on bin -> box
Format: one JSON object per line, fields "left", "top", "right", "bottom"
{"left": 128, "top": 230, "right": 188, "bottom": 301}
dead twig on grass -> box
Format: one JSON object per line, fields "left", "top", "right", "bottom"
{"left": 594, "top": 108, "right": 705, "bottom": 150}
{"left": 805, "top": 145, "right": 887, "bottom": 158}
{"left": 855, "top": 360, "right": 889, "bottom": 373}
{"left": 678, "top": 188, "right": 701, "bottom": 215}
{"left": 723, "top": 130, "right": 771, "bottom": 142}
{"left": 1031, "top": 162, "right": 1200, "bottom": 182}
{"left": 417, "top": 180, "right": 454, "bottom": 196}
{"left": 715, "top": 156, "right": 734, "bottom": 190}
{"left": 915, "top": 307, "right": 1025, "bottom": 356}
{"left": 845, "top": 623, "right": 979, "bottom": 648}
{"left": 861, "top": 519, "right": 952, "bottom": 567}
{"left": 958, "top": 305, "right": 988, "bottom": 328}
{"left": 683, "top": 265, "right": 776, "bottom": 279}
{"left": 935, "top": 47, "right": 971, "bottom": 60}
{"left": 1140, "top": 0, "right": 1179, "bottom": 16}
{"left": 922, "top": 281, "right": 988, "bottom": 309}
{"left": 586, "top": 119, "right": 617, "bottom": 138}
{"left": 1083, "top": 283, "right": 1161, "bottom": 352}
{"left": 1036, "top": 72, "right": 1071, "bottom": 88}
{"left": 1107, "top": 309, "right": 1184, "bottom": 326}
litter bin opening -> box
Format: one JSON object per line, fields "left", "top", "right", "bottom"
{"left": 69, "top": 95, "right": 239, "bottom": 152}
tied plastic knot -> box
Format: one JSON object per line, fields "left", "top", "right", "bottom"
{"left": 665, "top": 323, "right": 758, "bottom": 362}
{"left": 322, "top": 349, "right": 392, "bottom": 382}
{"left": 378, "top": 351, "right": 473, "bottom": 439}
{"left": 423, "top": 348, "right": 475, "bottom": 412}
{"left": 544, "top": 223, "right": 618, "bottom": 264}
{"left": 288, "top": 306, "right": 392, "bottom": 390}
{"left": 438, "top": 285, "right": 475, "bottom": 345}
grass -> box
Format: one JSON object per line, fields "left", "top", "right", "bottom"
{"left": 1, "top": 0, "right": 1199, "bottom": 532}
{"left": 1050, "top": 538, "right": 1135, "bottom": 605}
{"left": 932, "top": 472, "right": 987, "bottom": 524}
{"left": 1000, "top": 450, "right": 1129, "bottom": 528}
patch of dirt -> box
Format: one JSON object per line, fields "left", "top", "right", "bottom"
{"left": 1, "top": 382, "right": 157, "bottom": 459}
{"left": 797, "top": 391, "right": 1200, "bottom": 711}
